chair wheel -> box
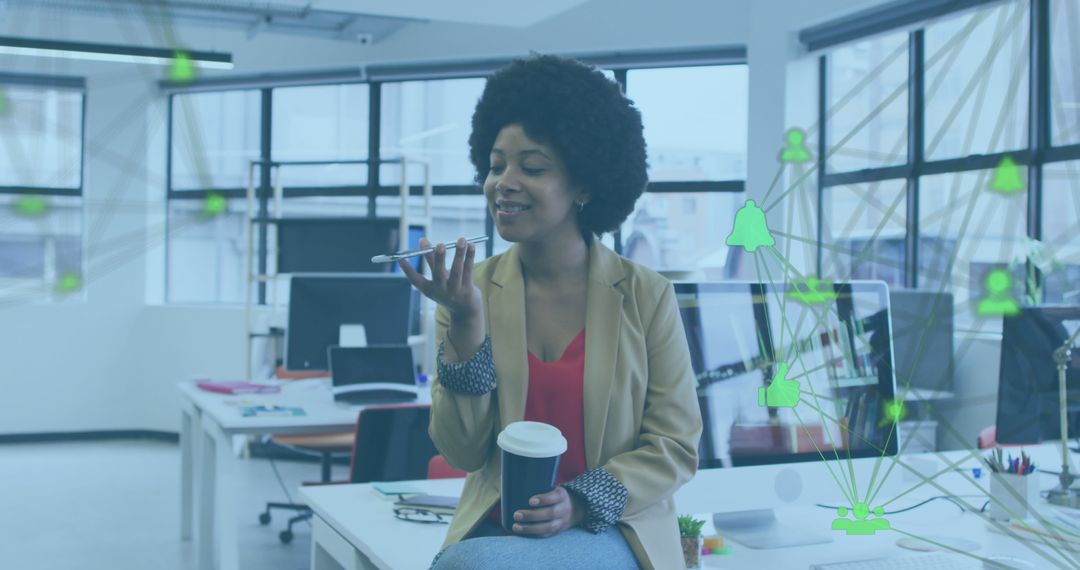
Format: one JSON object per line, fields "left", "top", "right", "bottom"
{"left": 259, "top": 513, "right": 271, "bottom": 525}
{"left": 279, "top": 530, "right": 293, "bottom": 544}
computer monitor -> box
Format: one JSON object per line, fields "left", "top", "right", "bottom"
{"left": 275, "top": 217, "right": 424, "bottom": 274}
{"left": 285, "top": 275, "right": 414, "bottom": 371}
{"left": 675, "top": 281, "right": 899, "bottom": 469}
{"left": 888, "top": 290, "right": 954, "bottom": 394}
{"left": 674, "top": 281, "right": 899, "bottom": 549}
{"left": 996, "top": 306, "right": 1080, "bottom": 444}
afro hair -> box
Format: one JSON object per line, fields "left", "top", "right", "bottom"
{"left": 468, "top": 55, "right": 648, "bottom": 236}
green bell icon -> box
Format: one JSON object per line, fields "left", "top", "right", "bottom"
{"left": 990, "top": 155, "right": 1024, "bottom": 194}
{"left": 726, "top": 199, "right": 775, "bottom": 253}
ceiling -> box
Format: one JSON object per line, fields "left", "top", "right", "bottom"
{"left": 1, "top": 0, "right": 414, "bottom": 43}
{"left": 1, "top": 0, "right": 595, "bottom": 43}
{"left": 275, "top": 0, "right": 593, "bottom": 27}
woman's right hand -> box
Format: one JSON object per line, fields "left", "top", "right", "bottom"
{"left": 398, "top": 237, "right": 483, "bottom": 322}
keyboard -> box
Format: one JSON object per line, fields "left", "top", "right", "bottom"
{"left": 810, "top": 552, "right": 981, "bottom": 570}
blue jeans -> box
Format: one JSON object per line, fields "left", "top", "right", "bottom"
{"left": 430, "top": 521, "right": 641, "bottom": 569}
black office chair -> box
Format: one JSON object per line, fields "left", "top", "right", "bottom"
{"left": 263, "top": 404, "right": 438, "bottom": 544}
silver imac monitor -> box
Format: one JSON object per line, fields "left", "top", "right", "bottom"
{"left": 673, "top": 281, "right": 899, "bottom": 548}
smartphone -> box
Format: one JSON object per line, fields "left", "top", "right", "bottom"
{"left": 371, "top": 235, "right": 487, "bottom": 264}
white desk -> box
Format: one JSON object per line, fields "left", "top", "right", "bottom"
{"left": 302, "top": 445, "right": 1080, "bottom": 570}
{"left": 177, "top": 379, "right": 430, "bottom": 570}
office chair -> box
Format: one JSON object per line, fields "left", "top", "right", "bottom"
{"left": 268, "top": 404, "right": 439, "bottom": 544}
{"left": 258, "top": 367, "right": 354, "bottom": 543}
{"left": 427, "top": 454, "right": 467, "bottom": 479}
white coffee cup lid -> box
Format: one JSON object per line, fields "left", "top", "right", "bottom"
{"left": 497, "top": 421, "right": 567, "bottom": 458}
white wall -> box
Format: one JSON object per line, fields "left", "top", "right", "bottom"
{"left": 0, "top": 0, "right": 900, "bottom": 434}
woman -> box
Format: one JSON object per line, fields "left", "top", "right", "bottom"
{"left": 399, "top": 55, "right": 702, "bottom": 570}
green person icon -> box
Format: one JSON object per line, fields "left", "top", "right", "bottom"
{"left": 977, "top": 269, "right": 1020, "bottom": 317}
{"left": 831, "top": 502, "right": 890, "bottom": 535}
{"left": 780, "top": 128, "right": 812, "bottom": 164}
{"left": 757, "top": 362, "right": 799, "bottom": 408}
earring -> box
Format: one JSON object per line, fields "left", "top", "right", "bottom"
{"left": 577, "top": 201, "right": 586, "bottom": 213}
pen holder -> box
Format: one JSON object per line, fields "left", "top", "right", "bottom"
{"left": 989, "top": 472, "right": 1040, "bottom": 521}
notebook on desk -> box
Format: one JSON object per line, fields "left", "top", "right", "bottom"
{"left": 328, "top": 345, "right": 419, "bottom": 405}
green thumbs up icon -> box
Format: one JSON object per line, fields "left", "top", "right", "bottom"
{"left": 758, "top": 363, "right": 800, "bottom": 408}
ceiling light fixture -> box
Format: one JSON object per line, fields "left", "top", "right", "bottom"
{"left": 0, "top": 35, "right": 233, "bottom": 69}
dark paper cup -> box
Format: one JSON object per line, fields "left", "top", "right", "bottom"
{"left": 497, "top": 421, "right": 567, "bottom": 532}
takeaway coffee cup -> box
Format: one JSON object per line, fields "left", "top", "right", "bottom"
{"left": 497, "top": 421, "right": 568, "bottom": 532}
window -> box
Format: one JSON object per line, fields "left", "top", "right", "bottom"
{"left": 380, "top": 79, "right": 484, "bottom": 187}
{"left": 167, "top": 90, "right": 260, "bottom": 303}
{"left": 272, "top": 84, "right": 369, "bottom": 188}
{"left": 1042, "top": 161, "right": 1080, "bottom": 304}
{"left": 821, "top": 180, "right": 907, "bottom": 286}
{"left": 171, "top": 90, "right": 260, "bottom": 190}
{"left": 826, "top": 31, "right": 909, "bottom": 173}
{"left": 164, "top": 54, "right": 750, "bottom": 302}
{"left": 166, "top": 198, "right": 248, "bottom": 304}
{"left": 628, "top": 65, "right": 748, "bottom": 181}
{"left": 924, "top": 1, "right": 1029, "bottom": 161}
{"left": 918, "top": 169, "right": 1028, "bottom": 321}
{"left": 621, "top": 192, "right": 743, "bottom": 277}
{"left": 0, "top": 79, "right": 84, "bottom": 301}
{"left": 1050, "top": 0, "right": 1080, "bottom": 146}
{"left": 813, "top": 0, "right": 1077, "bottom": 328}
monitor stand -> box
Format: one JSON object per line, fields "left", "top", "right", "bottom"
{"left": 712, "top": 509, "right": 833, "bottom": 549}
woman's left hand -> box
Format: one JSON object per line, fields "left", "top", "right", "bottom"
{"left": 511, "top": 486, "right": 585, "bottom": 538}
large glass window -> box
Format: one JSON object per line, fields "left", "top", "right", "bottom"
{"left": 1051, "top": 0, "right": 1080, "bottom": 146}
{"left": 171, "top": 90, "right": 260, "bottom": 190}
{"left": 621, "top": 192, "right": 743, "bottom": 278}
{"left": 628, "top": 65, "right": 748, "bottom": 182}
{"left": 826, "top": 31, "right": 909, "bottom": 173}
{"left": 165, "top": 58, "right": 749, "bottom": 303}
{"left": 821, "top": 180, "right": 907, "bottom": 286}
{"left": 272, "top": 84, "right": 369, "bottom": 188}
{"left": 0, "top": 80, "right": 84, "bottom": 301}
{"left": 1041, "top": 161, "right": 1080, "bottom": 304}
{"left": 918, "top": 169, "right": 1028, "bottom": 324}
{"left": 380, "top": 79, "right": 485, "bottom": 187}
{"left": 924, "top": 0, "right": 1029, "bottom": 160}
{"left": 816, "top": 0, "right": 1075, "bottom": 326}
{"left": 166, "top": 198, "right": 248, "bottom": 304}
{"left": 0, "top": 85, "right": 82, "bottom": 188}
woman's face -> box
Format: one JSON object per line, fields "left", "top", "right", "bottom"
{"left": 483, "top": 123, "right": 585, "bottom": 244}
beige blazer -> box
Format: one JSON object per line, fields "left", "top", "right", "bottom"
{"left": 429, "top": 239, "right": 703, "bottom": 569}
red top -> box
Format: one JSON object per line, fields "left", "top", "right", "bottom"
{"left": 487, "top": 329, "right": 588, "bottom": 527}
{"left": 524, "top": 328, "right": 588, "bottom": 485}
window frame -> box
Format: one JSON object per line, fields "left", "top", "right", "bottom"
{"left": 164, "top": 49, "right": 750, "bottom": 304}
{"left": 0, "top": 72, "right": 87, "bottom": 196}
{"left": 813, "top": 0, "right": 1080, "bottom": 299}
{"left": 0, "top": 72, "right": 87, "bottom": 298}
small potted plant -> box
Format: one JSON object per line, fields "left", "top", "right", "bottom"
{"left": 678, "top": 514, "right": 706, "bottom": 569}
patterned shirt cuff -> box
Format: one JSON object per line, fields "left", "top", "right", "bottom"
{"left": 563, "top": 468, "right": 629, "bottom": 533}
{"left": 436, "top": 336, "right": 496, "bottom": 395}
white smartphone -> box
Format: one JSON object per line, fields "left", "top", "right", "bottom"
{"left": 371, "top": 235, "right": 488, "bottom": 264}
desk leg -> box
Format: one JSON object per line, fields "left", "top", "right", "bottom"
{"left": 197, "top": 420, "right": 217, "bottom": 570}
{"left": 202, "top": 418, "right": 241, "bottom": 570}
{"left": 180, "top": 404, "right": 199, "bottom": 541}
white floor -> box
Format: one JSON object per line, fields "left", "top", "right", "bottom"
{"left": 1, "top": 438, "right": 338, "bottom": 570}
